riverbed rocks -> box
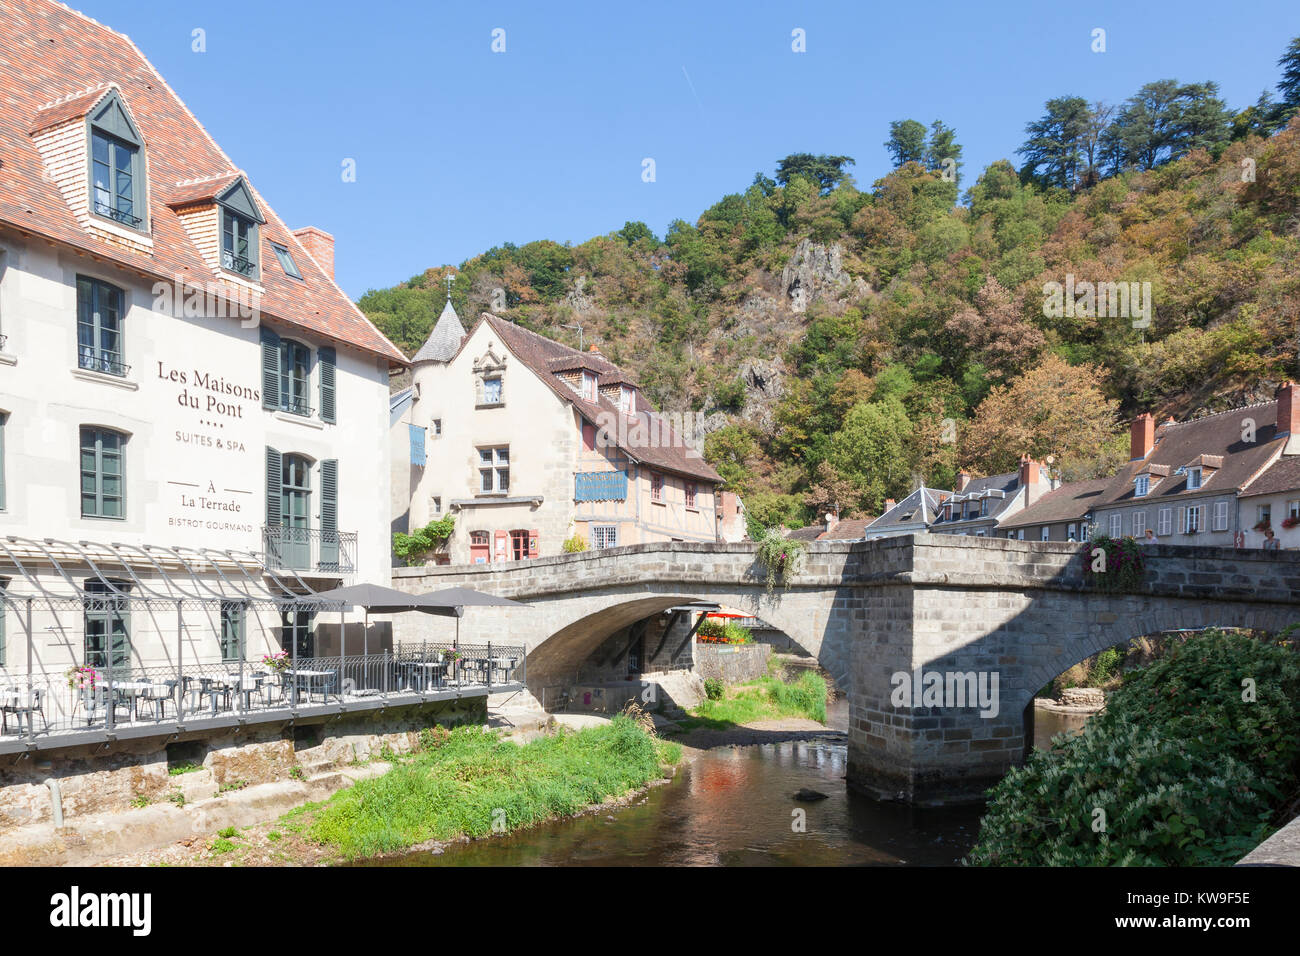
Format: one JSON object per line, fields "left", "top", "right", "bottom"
{"left": 794, "top": 788, "right": 829, "bottom": 802}
{"left": 1060, "top": 687, "right": 1105, "bottom": 709}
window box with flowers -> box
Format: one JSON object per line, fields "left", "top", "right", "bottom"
{"left": 1282, "top": 516, "right": 1300, "bottom": 530}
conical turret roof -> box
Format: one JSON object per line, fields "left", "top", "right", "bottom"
{"left": 412, "top": 297, "right": 467, "bottom": 364}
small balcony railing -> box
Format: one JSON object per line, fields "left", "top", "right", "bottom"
{"left": 78, "top": 350, "right": 131, "bottom": 377}
{"left": 93, "top": 201, "right": 143, "bottom": 227}
{"left": 222, "top": 250, "right": 256, "bottom": 277}
{"left": 262, "top": 525, "right": 357, "bottom": 575}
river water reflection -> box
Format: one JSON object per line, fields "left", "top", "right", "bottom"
{"left": 378, "top": 700, "right": 1094, "bottom": 867}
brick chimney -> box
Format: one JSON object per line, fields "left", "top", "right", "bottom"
{"left": 293, "top": 226, "right": 335, "bottom": 279}
{"left": 956, "top": 471, "right": 970, "bottom": 492}
{"left": 884, "top": 498, "right": 896, "bottom": 511}
{"left": 1130, "top": 413, "right": 1155, "bottom": 461}
{"left": 1019, "top": 455, "right": 1037, "bottom": 486}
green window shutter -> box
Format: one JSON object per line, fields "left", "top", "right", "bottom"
{"left": 319, "top": 459, "right": 339, "bottom": 570}
{"left": 265, "top": 446, "right": 282, "bottom": 528}
{"left": 319, "top": 347, "right": 337, "bottom": 423}
{"left": 260, "top": 328, "right": 280, "bottom": 409}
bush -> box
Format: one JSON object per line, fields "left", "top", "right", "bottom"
{"left": 968, "top": 629, "right": 1300, "bottom": 866}
{"left": 767, "top": 671, "right": 827, "bottom": 724}
{"left": 392, "top": 515, "right": 455, "bottom": 566}
{"left": 562, "top": 534, "right": 589, "bottom": 553}
{"left": 704, "top": 678, "right": 724, "bottom": 700}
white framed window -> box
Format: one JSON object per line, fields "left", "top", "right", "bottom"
{"left": 976, "top": 529, "right": 987, "bottom": 537}
{"left": 1066, "top": 523, "right": 1076, "bottom": 541}
{"left": 1017, "top": 529, "right": 1025, "bottom": 540}
{"left": 593, "top": 525, "right": 618, "bottom": 549}
{"left": 1079, "top": 523, "right": 1091, "bottom": 542}
{"left": 1257, "top": 504, "right": 1271, "bottom": 526}
{"left": 1040, "top": 527, "right": 1050, "bottom": 541}
{"left": 478, "top": 446, "right": 509, "bottom": 493}
{"left": 1157, "top": 508, "right": 1172, "bottom": 536}
{"left": 431, "top": 496, "right": 442, "bottom": 515}
{"left": 1213, "top": 501, "right": 1230, "bottom": 531}
{"left": 1184, "top": 505, "right": 1204, "bottom": 534}
{"left": 1290, "top": 499, "right": 1300, "bottom": 521}
{"left": 1134, "top": 474, "right": 1149, "bottom": 497}
{"left": 483, "top": 377, "right": 503, "bottom": 404}
{"left": 1109, "top": 513, "right": 1122, "bottom": 538}
{"left": 1187, "top": 467, "right": 1202, "bottom": 490}
{"left": 1132, "top": 512, "right": 1146, "bottom": 536}
{"left": 581, "top": 372, "right": 597, "bottom": 402}
{"left": 619, "top": 386, "right": 635, "bottom": 414}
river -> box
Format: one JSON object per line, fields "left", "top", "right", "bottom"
{"left": 377, "top": 699, "right": 1093, "bottom": 867}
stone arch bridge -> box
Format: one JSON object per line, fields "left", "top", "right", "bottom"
{"left": 392, "top": 534, "right": 1300, "bottom": 805}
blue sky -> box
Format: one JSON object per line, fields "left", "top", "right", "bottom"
{"left": 74, "top": 0, "right": 1300, "bottom": 300}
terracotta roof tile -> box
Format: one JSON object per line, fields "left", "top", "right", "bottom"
{"left": 1241, "top": 455, "right": 1300, "bottom": 498}
{"left": 0, "top": 0, "right": 406, "bottom": 366}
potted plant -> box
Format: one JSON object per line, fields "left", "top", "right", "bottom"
{"left": 1253, "top": 519, "right": 1272, "bottom": 532}
{"left": 1282, "top": 515, "right": 1300, "bottom": 530}
{"left": 261, "top": 650, "right": 290, "bottom": 672}
{"left": 66, "top": 665, "right": 100, "bottom": 692}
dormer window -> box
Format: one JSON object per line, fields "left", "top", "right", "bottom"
{"left": 1134, "top": 474, "right": 1149, "bottom": 497}
{"left": 87, "top": 90, "right": 146, "bottom": 232}
{"left": 214, "top": 178, "right": 265, "bottom": 280}
{"left": 581, "top": 372, "right": 597, "bottom": 402}
{"left": 619, "top": 386, "right": 635, "bottom": 414}
{"left": 1187, "top": 467, "right": 1202, "bottom": 490}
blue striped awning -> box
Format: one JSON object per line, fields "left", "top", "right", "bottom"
{"left": 409, "top": 424, "right": 426, "bottom": 466}
{"left": 575, "top": 470, "right": 627, "bottom": 502}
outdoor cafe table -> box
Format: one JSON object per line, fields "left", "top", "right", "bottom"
{"left": 402, "top": 661, "right": 447, "bottom": 691}
{"left": 488, "top": 657, "right": 519, "bottom": 684}
{"left": 283, "top": 668, "right": 336, "bottom": 704}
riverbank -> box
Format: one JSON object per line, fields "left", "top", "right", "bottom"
{"left": 96, "top": 715, "right": 681, "bottom": 867}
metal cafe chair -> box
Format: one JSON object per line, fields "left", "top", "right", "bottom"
{"left": 0, "top": 687, "right": 47, "bottom": 736}
{"left": 138, "top": 680, "right": 178, "bottom": 722}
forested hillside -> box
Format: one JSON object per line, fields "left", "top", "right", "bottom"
{"left": 361, "top": 39, "right": 1300, "bottom": 529}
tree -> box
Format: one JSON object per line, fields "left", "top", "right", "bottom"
{"left": 885, "top": 119, "right": 928, "bottom": 168}
{"left": 1103, "top": 80, "right": 1230, "bottom": 171}
{"left": 774, "top": 153, "right": 856, "bottom": 195}
{"left": 1278, "top": 36, "right": 1300, "bottom": 111}
{"left": 924, "top": 120, "right": 963, "bottom": 185}
{"left": 616, "top": 221, "right": 658, "bottom": 246}
{"left": 827, "top": 397, "right": 914, "bottom": 513}
{"left": 1018, "top": 96, "right": 1090, "bottom": 189}
{"left": 944, "top": 276, "right": 1046, "bottom": 381}
{"left": 961, "top": 355, "right": 1119, "bottom": 477}
{"left": 804, "top": 460, "right": 859, "bottom": 519}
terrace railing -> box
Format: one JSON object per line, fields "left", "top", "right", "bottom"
{"left": 0, "top": 642, "right": 525, "bottom": 744}
{"left": 262, "top": 525, "right": 358, "bottom": 575}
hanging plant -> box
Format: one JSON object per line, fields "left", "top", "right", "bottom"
{"left": 755, "top": 526, "right": 806, "bottom": 592}
{"left": 1082, "top": 534, "right": 1147, "bottom": 593}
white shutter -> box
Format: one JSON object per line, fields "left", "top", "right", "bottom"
{"left": 1213, "top": 501, "right": 1229, "bottom": 531}
{"left": 1177, "top": 506, "right": 1187, "bottom": 534}
{"left": 1110, "top": 513, "right": 1122, "bottom": 538}
{"left": 1158, "top": 508, "right": 1172, "bottom": 536}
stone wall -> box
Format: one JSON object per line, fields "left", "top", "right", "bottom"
{"left": 0, "top": 695, "right": 484, "bottom": 832}
{"left": 694, "top": 644, "right": 769, "bottom": 683}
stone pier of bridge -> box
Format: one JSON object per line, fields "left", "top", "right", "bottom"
{"left": 393, "top": 534, "right": 1300, "bottom": 805}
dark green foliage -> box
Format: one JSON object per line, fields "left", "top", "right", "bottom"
{"left": 1083, "top": 534, "right": 1147, "bottom": 593}
{"left": 704, "top": 678, "right": 724, "bottom": 700}
{"left": 968, "top": 630, "right": 1300, "bottom": 866}
{"left": 392, "top": 515, "right": 455, "bottom": 566}
{"left": 774, "top": 153, "right": 856, "bottom": 194}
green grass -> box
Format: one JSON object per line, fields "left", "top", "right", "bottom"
{"left": 679, "top": 672, "right": 828, "bottom": 730}
{"left": 305, "top": 716, "right": 680, "bottom": 859}
{"left": 168, "top": 762, "right": 203, "bottom": 776}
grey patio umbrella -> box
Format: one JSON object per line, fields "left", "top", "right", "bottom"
{"left": 309, "top": 583, "right": 459, "bottom": 661}
{"left": 417, "top": 587, "right": 531, "bottom": 649}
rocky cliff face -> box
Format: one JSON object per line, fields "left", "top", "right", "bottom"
{"left": 780, "top": 239, "right": 870, "bottom": 313}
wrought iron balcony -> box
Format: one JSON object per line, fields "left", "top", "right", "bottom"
{"left": 262, "top": 525, "right": 357, "bottom": 575}
{"left": 78, "top": 351, "right": 131, "bottom": 377}
{"left": 93, "top": 201, "right": 143, "bottom": 227}
{"left": 222, "top": 250, "right": 256, "bottom": 277}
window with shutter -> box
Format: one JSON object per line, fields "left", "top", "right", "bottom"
{"left": 318, "top": 347, "right": 336, "bottom": 423}
{"left": 1158, "top": 508, "right": 1172, "bottom": 536}
{"left": 0, "top": 412, "right": 6, "bottom": 512}
{"left": 1213, "top": 501, "right": 1230, "bottom": 531}
{"left": 1109, "top": 513, "right": 1121, "bottom": 538}
{"left": 265, "top": 446, "right": 282, "bottom": 533}
{"left": 1132, "top": 512, "right": 1146, "bottom": 536}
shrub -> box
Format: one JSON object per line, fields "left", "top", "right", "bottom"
{"left": 392, "top": 515, "right": 456, "bottom": 566}
{"left": 754, "top": 526, "right": 806, "bottom": 592}
{"left": 704, "top": 678, "right": 724, "bottom": 700}
{"left": 968, "top": 630, "right": 1300, "bottom": 866}
{"left": 562, "top": 534, "right": 589, "bottom": 553}
{"left": 767, "top": 671, "right": 827, "bottom": 724}
{"left": 1082, "top": 534, "right": 1146, "bottom": 593}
